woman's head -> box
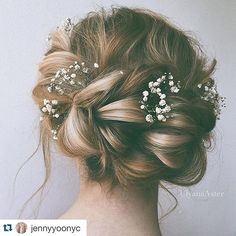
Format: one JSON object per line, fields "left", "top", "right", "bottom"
{"left": 32, "top": 7, "right": 223, "bottom": 190}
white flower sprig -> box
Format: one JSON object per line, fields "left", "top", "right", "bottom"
{"left": 60, "top": 17, "right": 74, "bottom": 33}
{"left": 43, "top": 17, "right": 102, "bottom": 140}
{"left": 197, "top": 81, "right": 226, "bottom": 120}
{"left": 42, "top": 61, "right": 99, "bottom": 140}
{"left": 46, "top": 17, "right": 74, "bottom": 48}
{"left": 140, "top": 72, "right": 181, "bottom": 123}
{"left": 47, "top": 61, "right": 99, "bottom": 96}
{"left": 41, "top": 99, "right": 60, "bottom": 118}
{"left": 40, "top": 99, "right": 61, "bottom": 140}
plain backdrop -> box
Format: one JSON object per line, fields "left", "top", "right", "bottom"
{"left": 0, "top": 0, "right": 235, "bottom": 235}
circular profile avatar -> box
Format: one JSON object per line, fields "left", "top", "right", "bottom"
{"left": 15, "top": 222, "right": 27, "bottom": 234}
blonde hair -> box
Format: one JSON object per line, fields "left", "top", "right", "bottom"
{"left": 32, "top": 7, "right": 217, "bottom": 192}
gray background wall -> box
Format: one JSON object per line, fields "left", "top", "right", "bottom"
{"left": 0, "top": 0, "right": 235, "bottom": 235}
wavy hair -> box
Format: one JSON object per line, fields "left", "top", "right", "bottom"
{"left": 31, "top": 7, "right": 217, "bottom": 198}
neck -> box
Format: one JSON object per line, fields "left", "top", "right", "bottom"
{"left": 60, "top": 171, "right": 162, "bottom": 236}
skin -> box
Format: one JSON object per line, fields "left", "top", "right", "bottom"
{"left": 59, "top": 161, "right": 162, "bottom": 236}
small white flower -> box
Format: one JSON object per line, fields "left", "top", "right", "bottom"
{"left": 159, "top": 100, "right": 166, "bottom": 106}
{"left": 153, "top": 82, "right": 159, "bottom": 86}
{"left": 169, "top": 74, "right": 173, "bottom": 80}
{"left": 156, "top": 88, "right": 161, "bottom": 93}
{"left": 140, "top": 105, "right": 145, "bottom": 109}
{"left": 145, "top": 114, "right": 154, "bottom": 123}
{"left": 81, "top": 62, "right": 85, "bottom": 66}
{"left": 74, "top": 64, "right": 80, "bottom": 70}
{"left": 52, "top": 100, "right": 58, "bottom": 105}
{"left": 148, "top": 81, "right": 154, "bottom": 88}
{"left": 157, "top": 78, "right": 162, "bottom": 83}
{"left": 211, "top": 87, "right": 217, "bottom": 93}
{"left": 44, "top": 99, "right": 49, "bottom": 105}
{"left": 157, "top": 114, "right": 165, "bottom": 121}
{"left": 42, "top": 107, "right": 47, "bottom": 113}
{"left": 64, "top": 75, "right": 70, "bottom": 80}
{"left": 54, "top": 114, "right": 60, "bottom": 118}
{"left": 71, "top": 73, "right": 76, "bottom": 78}
{"left": 151, "top": 87, "right": 157, "bottom": 93}
{"left": 169, "top": 81, "right": 174, "bottom": 86}
{"left": 142, "top": 90, "right": 149, "bottom": 96}
{"left": 62, "top": 68, "right": 67, "bottom": 74}
{"left": 70, "top": 80, "right": 75, "bottom": 85}
{"left": 143, "top": 96, "right": 148, "bottom": 102}
{"left": 46, "top": 104, "right": 52, "bottom": 112}
{"left": 160, "top": 94, "right": 166, "bottom": 99}
{"left": 171, "top": 86, "right": 179, "bottom": 93}
{"left": 174, "top": 87, "right": 180, "bottom": 93}
{"left": 164, "top": 105, "right": 171, "bottom": 112}
{"left": 82, "top": 67, "right": 89, "bottom": 73}
{"left": 94, "top": 63, "right": 99, "bottom": 68}
{"left": 204, "top": 86, "right": 209, "bottom": 91}
{"left": 120, "top": 70, "right": 124, "bottom": 75}
{"left": 155, "top": 107, "right": 162, "bottom": 113}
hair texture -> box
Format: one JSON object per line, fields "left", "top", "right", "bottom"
{"left": 32, "top": 7, "right": 217, "bottom": 192}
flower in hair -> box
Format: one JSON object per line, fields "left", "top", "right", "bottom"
{"left": 140, "top": 71, "right": 226, "bottom": 124}
{"left": 197, "top": 80, "right": 226, "bottom": 120}
{"left": 40, "top": 99, "right": 61, "bottom": 140}
{"left": 51, "top": 129, "right": 59, "bottom": 140}
{"left": 140, "top": 72, "right": 181, "bottom": 123}
{"left": 41, "top": 99, "right": 60, "bottom": 118}
{"left": 48, "top": 61, "right": 99, "bottom": 95}
{"left": 42, "top": 61, "right": 99, "bottom": 140}
{"left": 55, "top": 17, "right": 74, "bottom": 34}
{"left": 61, "top": 17, "right": 74, "bottom": 33}
{"left": 46, "top": 17, "right": 74, "bottom": 44}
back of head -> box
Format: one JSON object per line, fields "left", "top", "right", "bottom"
{"left": 32, "top": 7, "right": 222, "bottom": 189}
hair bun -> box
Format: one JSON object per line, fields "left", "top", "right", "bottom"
{"left": 32, "top": 7, "right": 225, "bottom": 189}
